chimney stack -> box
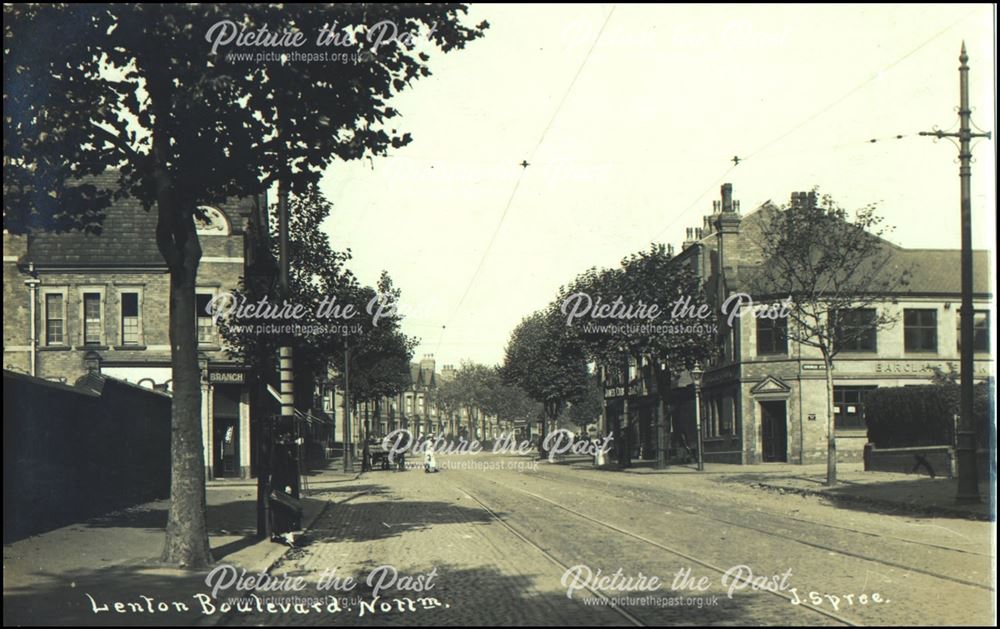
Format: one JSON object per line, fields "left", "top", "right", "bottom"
{"left": 791, "top": 191, "right": 817, "bottom": 209}
{"left": 721, "top": 183, "right": 734, "bottom": 213}
{"left": 682, "top": 227, "right": 697, "bottom": 251}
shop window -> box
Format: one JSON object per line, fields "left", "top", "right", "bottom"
{"left": 833, "top": 386, "right": 878, "bottom": 430}
{"left": 720, "top": 397, "right": 735, "bottom": 434}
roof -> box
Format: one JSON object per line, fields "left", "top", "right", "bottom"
{"left": 3, "top": 369, "right": 100, "bottom": 397}
{"left": 16, "top": 171, "right": 251, "bottom": 267}
{"left": 740, "top": 245, "right": 992, "bottom": 298}
{"left": 886, "top": 249, "right": 992, "bottom": 295}
{"left": 678, "top": 201, "right": 992, "bottom": 298}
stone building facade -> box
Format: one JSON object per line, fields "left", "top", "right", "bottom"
{"left": 672, "top": 184, "right": 993, "bottom": 464}
{"left": 3, "top": 173, "right": 260, "bottom": 479}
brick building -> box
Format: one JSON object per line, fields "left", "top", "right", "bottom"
{"left": 3, "top": 173, "right": 260, "bottom": 479}
{"left": 602, "top": 184, "right": 992, "bottom": 465}
{"left": 679, "top": 184, "right": 992, "bottom": 464}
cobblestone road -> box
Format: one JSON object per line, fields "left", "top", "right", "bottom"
{"left": 220, "top": 454, "right": 995, "bottom": 626}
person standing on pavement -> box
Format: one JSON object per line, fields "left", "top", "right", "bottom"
{"left": 424, "top": 440, "right": 438, "bottom": 473}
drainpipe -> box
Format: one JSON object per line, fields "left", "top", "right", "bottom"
{"left": 24, "top": 262, "right": 40, "bottom": 377}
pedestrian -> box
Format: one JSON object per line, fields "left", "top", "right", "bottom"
{"left": 424, "top": 440, "right": 438, "bottom": 473}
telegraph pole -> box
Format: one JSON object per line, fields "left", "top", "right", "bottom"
{"left": 919, "top": 42, "right": 991, "bottom": 503}
{"left": 277, "top": 180, "right": 296, "bottom": 479}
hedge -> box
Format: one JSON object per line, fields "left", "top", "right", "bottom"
{"left": 865, "top": 380, "right": 994, "bottom": 449}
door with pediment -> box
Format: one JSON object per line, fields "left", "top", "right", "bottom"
{"left": 760, "top": 400, "right": 787, "bottom": 462}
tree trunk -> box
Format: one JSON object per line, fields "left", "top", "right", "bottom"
{"left": 824, "top": 351, "right": 837, "bottom": 486}
{"left": 147, "top": 66, "right": 211, "bottom": 569}
{"left": 159, "top": 214, "right": 212, "bottom": 568}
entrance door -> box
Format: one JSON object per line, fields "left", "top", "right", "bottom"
{"left": 213, "top": 384, "right": 242, "bottom": 478}
{"left": 214, "top": 417, "right": 239, "bottom": 476}
{"left": 759, "top": 401, "right": 787, "bottom": 463}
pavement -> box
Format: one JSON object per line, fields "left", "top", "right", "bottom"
{"left": 3, "top": 460, "right": 361, "bottom": 626}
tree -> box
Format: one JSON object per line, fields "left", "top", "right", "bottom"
{"left": 346, "top": 272, "right": 418, "bottom": 440}
{"left": 557, "top": 244, "right": 716, "bottom": 468}
{"left": 568, "top": 375, "right": 603, "bottom": 434}
{"left": 438, "top": 362, "right": 494, "bottom": 440}
{"left": 501, "top": 310, "right": 591, "bottom": 456}
{"left": 219, "top": 186, "right": 359, "bottom": 384}
{"left": 4, "top": 4, "right": 486, "bottom": 567}
{"left": 479, "top": 369, "right": 542, "bottom": 439}
{"left": 747, "top": 191, "right": 910, "bottom": 485}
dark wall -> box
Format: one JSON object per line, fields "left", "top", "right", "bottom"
{"left": 3, "top": 371, "right": 171, "bottom": 542}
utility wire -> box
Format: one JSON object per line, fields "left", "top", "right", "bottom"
{"left": 649, "top": 9, "right": 977, "bottom": 244}
{"left": 742, "top": 8, "right": 977, "bottom": 163}
{"left": 433, "top": 4, "right": 617, "bottom": 355}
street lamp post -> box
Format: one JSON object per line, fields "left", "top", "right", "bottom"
{"left": 919, "top": 43, "right": 990, "bottom": 503}
{"left": 691, "top": 364, "right": 704, "bottom": 472}
{"left": 655, "top": 360, "right": 668, "bottom": 470}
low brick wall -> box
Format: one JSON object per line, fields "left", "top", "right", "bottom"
{"left": 863, "top": 444, "right": 956, "bottom": 478}
{"left": 4, "top": 370, "right": 171, "bottom": 541}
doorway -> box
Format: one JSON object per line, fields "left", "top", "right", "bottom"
{"left": 759, "top": 400, "right": 787, "bottom": 463}
{"left": 213, "top": 384, "right": 241, "bottom": 477}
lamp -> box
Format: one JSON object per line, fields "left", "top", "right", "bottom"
{"left": 690, "top": 363, "right": 704, "bottom": 472}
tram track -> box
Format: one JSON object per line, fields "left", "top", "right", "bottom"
{"left": 521, "top": 467, "right": 994, "bottom": 593}
{"left": 456, "top": 479, "right": 860, "bottom": 627}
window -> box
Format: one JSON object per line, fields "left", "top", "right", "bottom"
{"left": 45, "top": 293, "right": 65, "bottom": 345}
{"left": 757, "top": 317, "right": 788, "bottom": 355}
{"left": 83, "top": 292, "right": 102, "bottom": 345}
{"left": 720, "top": 396, "right": 735, "bottom": 435}
{"left": 121, "top": 292, "right": 140, "bottom": 345}
{"left": 957, "top": 310, "right": 990, "bottom": 353}
{"left": 833, "top": 386, "right": 878, "bottom": 430}
{"left": 196, "top": 293, "right": 214, "bottom": 343}
{"left": 904, "top": 309, "right": 937, "bottom": 353}
{"left": 832, "top": 309, "right": 877, "bottom": 352}
{"left": 702, "top": 398, "right": 715, "bottom": 437}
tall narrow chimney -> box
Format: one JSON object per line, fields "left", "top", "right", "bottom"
{"left": 721, "top": 183, "right": 734, "bottom": 213}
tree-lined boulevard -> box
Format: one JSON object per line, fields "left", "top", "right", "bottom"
{"left": 3, "top": 4, "right": 994, "bottom": 627}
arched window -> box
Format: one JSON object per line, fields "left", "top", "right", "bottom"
{"left": 195, "top": 206, "right": 231, "bottom": 235}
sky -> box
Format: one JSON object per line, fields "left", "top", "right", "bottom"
{"left": 315, "top": 4, "right": 997, "bottom": 369}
